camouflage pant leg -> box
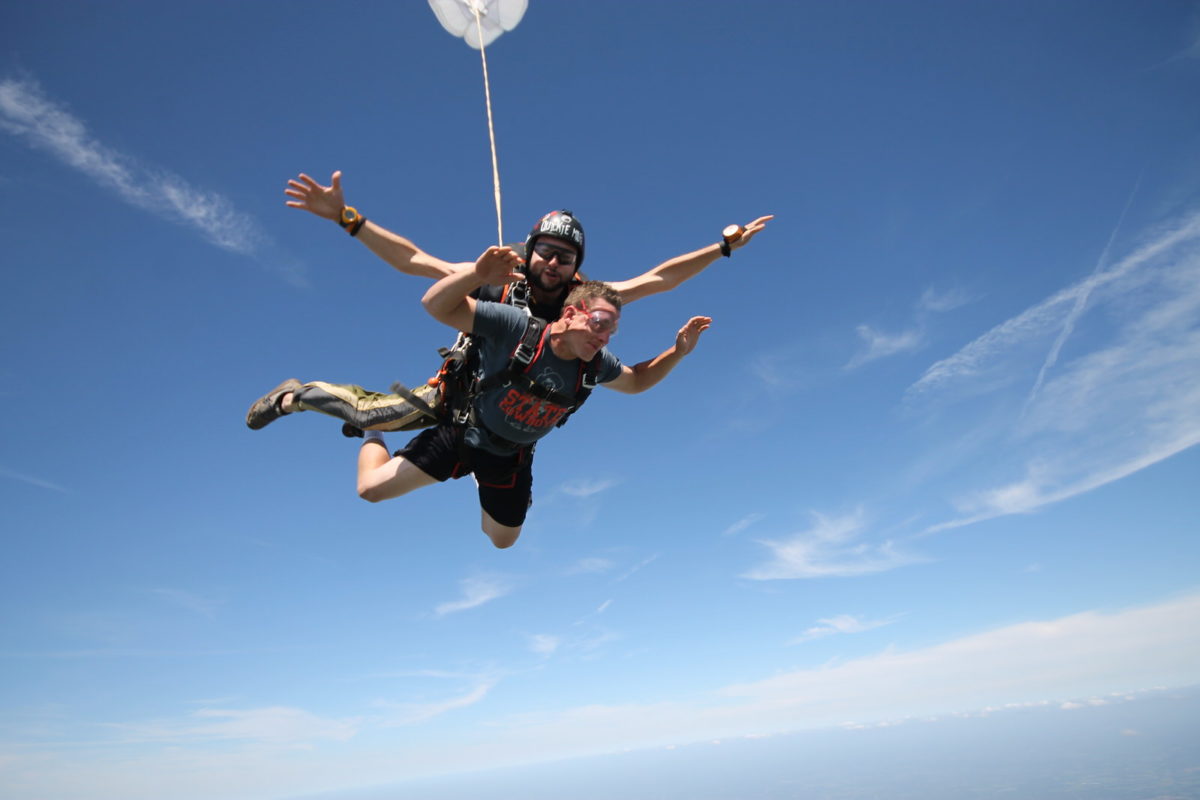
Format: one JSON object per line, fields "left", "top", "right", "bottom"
{"left": 291, "top": 380, "right": 442, "bottom": 432}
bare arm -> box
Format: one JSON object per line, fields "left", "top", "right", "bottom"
{"left": 285, "top": 170, "right": 471, "bottom": 280}
{"left": 422, "top": 246, "right": 524, "bottom": 333}
{"left": 604, "top": 316, "right": 712, "bottom": 394}
{"left": 608, "top": 216, "right": 773, "bottom": 305}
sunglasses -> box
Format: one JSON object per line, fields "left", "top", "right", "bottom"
{"left": 532, "top": 241, "right": 578, "bottom": 266}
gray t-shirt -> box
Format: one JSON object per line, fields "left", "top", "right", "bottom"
{"left": 468, "top": 301, "right": 622, "bottom": 454}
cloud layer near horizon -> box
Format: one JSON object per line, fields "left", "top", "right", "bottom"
{"left": 5, "top": 592, "right": 1197, "bottom": 800}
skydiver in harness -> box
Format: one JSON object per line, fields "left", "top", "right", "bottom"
{"left": 243, "top": 171, "right": 771, "bottom": 435}
{"left": 355, "top": 245, "right": 710, "bottom": 549}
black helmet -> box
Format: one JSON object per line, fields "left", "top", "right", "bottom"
{"left": 525, "top": 210, "right": 585, "bottom": 268}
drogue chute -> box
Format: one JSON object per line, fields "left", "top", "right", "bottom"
{"left": 427, "top": 0, "right": 527, "bottom": 50}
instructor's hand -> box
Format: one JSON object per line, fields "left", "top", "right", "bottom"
{"left": 285, "top": 170, "right": 347, "bottom": 222}
{"left": 730, "top": 215, "right": 774, "bottom": 252}
{"left": 474, "top": 246, "right": 525, "bottom": 286}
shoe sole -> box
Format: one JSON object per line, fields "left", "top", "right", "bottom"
{"left": 246, "top": 378, "right": 303, "bottom": 430}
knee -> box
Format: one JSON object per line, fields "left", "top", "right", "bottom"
{"left": 486, "top": 527, "right": 521, "bottom": 549}
{"left": 357, "top": 482, "right": 385, "bottom": 503}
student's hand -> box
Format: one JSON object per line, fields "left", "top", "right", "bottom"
{"left": 285, "top": 170, "right": 347, "bottom": 222}
{"left": 675, "top": 316, "right": 712, "bottom": 356}
{"left": 474, "top": 246, "right": 525, "bottom": 286}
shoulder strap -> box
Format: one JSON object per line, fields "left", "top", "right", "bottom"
{"left": 475, "top": 315, "right": 546, "bottom": 395}
{"left": 500, "top": 258, "right": 533, "bottom": 313}
{"left": 556, "top": 355, "right": 601, "bottom": 428}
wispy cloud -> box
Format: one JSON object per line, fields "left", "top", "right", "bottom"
{"left": 919, "top": 286, "right": 974, "bottom": 313}
{"left": 845, "top": 285, "right": 973, "bottom": 370}
{"left": 566, "top": 557, "right": 615, "bottom": 575}
{"left": 723, "top": 512, "right": 765, "bottom": 536}
{"left": 790, "top": 613, "right": 900, "bottom": 644}
{"left": 0, "top": 465, "right": 68, "bottom": 493}
{"left": 914, "top": 209, "right": 1200, "bottom": 532}
{"left": 909, "top": 211, "right": 1200, "bottom": 399}
{"left": 527, "top": 634, "right": 561, "bottom": 656}
{"left": 560, "top": 478, "right": 619, "bottom": 498}
{"left": 376, "top": 679, "right": 497, "bottom": 726}
{"left": 743, "top": 509, "right": 924, "bottom": 580}
{"left": 1025, "top": 176, "right": 1141, "bottom": 409}
{"left": 106, "top": 706, "right": 360, "bottom": 746}
{"left": 0, "top": 75, "right": 304, "bottom": 284}
{"left": 615, "top": 554, "right": 659, "bottom": 582}
{"left": 144, "top": 588, "right": 224, "bottom": 620}
{"left": 527, "top": 627, "right": 620, "bottom": 659}
{"left": 845, "top": 324, "right": 923, "bottom": 369}
{"left": 433, "top": 576, "right": 511, "bottom": 616}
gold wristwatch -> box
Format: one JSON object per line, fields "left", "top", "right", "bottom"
{"left": 720, "top": 224, "right": 744, "bottom": 257}
{"left": 339, "top": 206, "right": 364, "bottom": 235}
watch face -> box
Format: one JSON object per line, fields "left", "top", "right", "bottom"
{"left": 722, "top": 224, "right": 742, "bottom": 241}
{"left": 342, "top": 207, "right": 359, "bottom": 224}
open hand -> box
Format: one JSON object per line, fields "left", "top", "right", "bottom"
{"left": 675, "top": 316, "right": 712, "bottom": 356}
{"left": 284, "top": 171, "right": 347, "bottom": 222}
{"left": 475, "top": 246, "right": 525, "bottom": 286}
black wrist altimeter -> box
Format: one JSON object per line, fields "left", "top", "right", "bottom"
{"left": 339, "top": 206, "right": 366, "bottom": 236}
{"left": 720, "top": 224, "right": 744, "bottom": 257}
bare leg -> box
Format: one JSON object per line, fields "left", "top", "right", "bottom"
{"left": 481, "top": 510, "right": 522, "bottom": 549}
{"left": 357, "top": 439, "right": 437, "bottom": 502}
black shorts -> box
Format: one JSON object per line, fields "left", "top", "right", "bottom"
{"left": 397, "top": 425, "right": 534, "bottom": 528}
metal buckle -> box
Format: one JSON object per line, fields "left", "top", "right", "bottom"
{"left": 508, "top": 280, "right": 530, "bottom": 311}
{"left": 512, "top": 340, "right": 536, "bottom": 366}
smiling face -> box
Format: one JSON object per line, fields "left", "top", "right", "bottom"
{"left": 526, "top": 235, "right": 580, "bottom": 293}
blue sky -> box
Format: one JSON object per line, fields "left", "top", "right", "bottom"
{"left": 2, "top": 1, "right": 1199, "bottom": 798}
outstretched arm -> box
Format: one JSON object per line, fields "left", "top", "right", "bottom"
{"left": 604, "top": 316, "right": 712, "bottom": 394}
{"left": 285, "top": 170, "right": 471, "bottom": 281}
{"left": 608, "top": 216, "right": 773, "bottom": 305}
{"left": 422, "top": 246, "right": 524, "bottom": 333}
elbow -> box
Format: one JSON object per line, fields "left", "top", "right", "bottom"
{"left": 420, "top": 295, "right": 444, "bottom": 322}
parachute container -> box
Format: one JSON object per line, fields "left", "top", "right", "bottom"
{"left": 427, "top": 0, "right": 528, "bottom": 50}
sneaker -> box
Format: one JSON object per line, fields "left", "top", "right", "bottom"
{"left": 246, "top": 378, "right": 303, "bottom": 430}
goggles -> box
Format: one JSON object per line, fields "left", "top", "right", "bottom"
{"left": 532, "top": 241, "right": 578, "bottom": 267}
{"left": 577, "top": 301, "right": 619, "bottom": 335}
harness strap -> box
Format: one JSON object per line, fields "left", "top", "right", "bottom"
{"left": 501, "top": 279, "right": 532, "bottom": 313}
{"left": 437, "top": 302, "right": 600, "bottom": 436}
{"left": 555, "top": 357, "right": 600, "bottom": 428}
{"left": 476, "top": 316, "right": 546, "bottom": 393}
